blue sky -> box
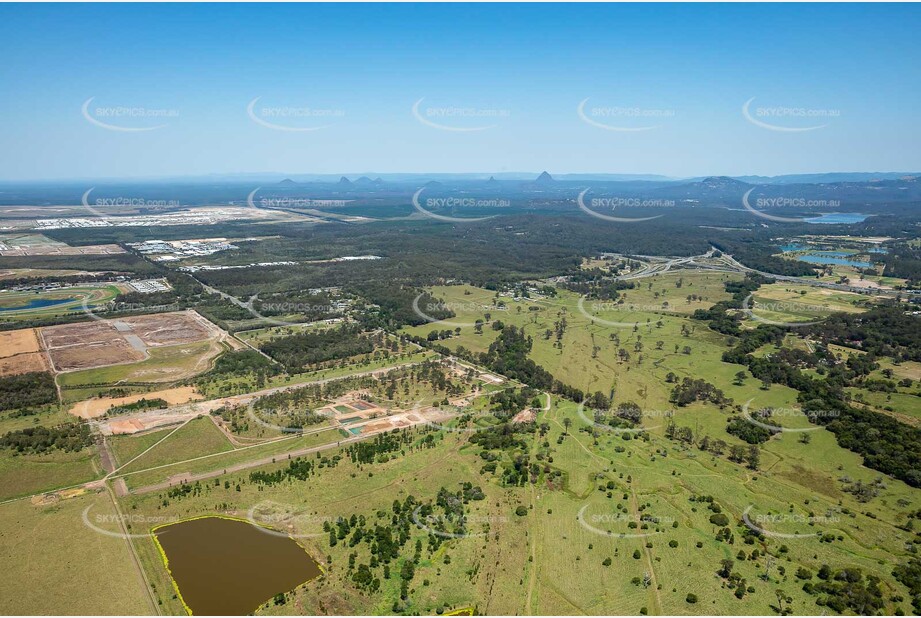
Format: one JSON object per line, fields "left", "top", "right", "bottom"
{"left": 1, "top": 3, "right": 919, "bottom": 181}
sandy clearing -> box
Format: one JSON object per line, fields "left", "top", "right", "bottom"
{"left": 0, "top": 328, "right": 41, "bottom": 358}
{"left": 68, "top": 385, "right": 202, "bottom": 419}
{"left": 0, "top": 352, "right": 49, "bottom": 377}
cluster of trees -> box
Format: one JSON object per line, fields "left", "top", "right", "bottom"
{"left": 669, "top": 377, "right": 731, "bottom": 407}
{"left": 801, "top": 565, "right": 885, "bottom": 615}
{"left": 490, "top": 387, "right": 541, "bottom": 417}
{"left": 204, "top": 349, "right": 280, "bottom": 378}
{"left": 667, "top": 421, "right": 760, "bottom": 469}
{"left": 260, "top": 324, "right": 375, "bottom": 371}
{"left": 106, "top": 397, "right": 167, "bottom": 416}
{"left": 0, "top": 423, "right": 92, "bottom": 454}
{"left": 0, "top": 372, "right": 57, "bottom": 412}
{"left": 726, "top": 415, "right": 775, "bottom": 444}
{"left": 249, "top": 457, "right": 318, "bottom": 486}
{"left": 692, "top": 275, "right": 772, "bottom": 336}
{"left": 325, "top": 487, "right": 478, "bottom": 605}
{"left": 470, "top": 421, "right": 538, "bottom": 486}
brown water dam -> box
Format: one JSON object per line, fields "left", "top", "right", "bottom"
{"left": 153, "top": 516, "right": 321, "bottom": 615}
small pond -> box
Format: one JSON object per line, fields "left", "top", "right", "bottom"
{"left": 153, "top": 516, "right": 321, "bottom": 615}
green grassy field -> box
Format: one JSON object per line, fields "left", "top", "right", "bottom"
{"left": 402, "top": 279, "right": 797, "bottom": 407}
{"left": 0, "top": 445, "right": 101, "bottom": 501}
{"left": 2, "top": 270, "right": 918, "bottom": 616}
{"left": 0, "top": 490, "right": 153, "bottom": 615}
{"left": 115, "top": 428, "right": 344, "bottom": 491}
{"left": 747, "top": 283, "right": 870, "bottom": 325}
{"left": 108, "top": 428, "right": 173, "bottom": 469}
{"left": 109, "top": 392, "right": 919, "bottom": 616}
{"left": 57, "top": 339, "right": 224, "bottom": 391}
{"left": 116, "top": 417, "right": 234, "bottom": 475}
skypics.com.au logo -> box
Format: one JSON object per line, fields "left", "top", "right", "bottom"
{"left": 577, "top": 505, "right": 676, "bottom": 539}
{"left": 742, "top": 505, "right": 841, "bottom": 539}
{"left": 741, "top": 189, "right": 841, "bottom": 224}
{"left": 412, "top": 507, "right": 508, "bottom": 539}
{"left": 575, "top": 400, "right": 668, "bottom": 434}
{"left": 740, "top": 293, "right": 833, "bottom": 327}
{"left": 740, "top": 399, "right": 840, "bottom": 435}
{"left": 411, "top": 295, "right": 500, "bottom": 329}
{"left": 82, "top": 97, "right": 178, "bottom": 132}
{"left": 742, "top": 97, "right": 840, "bottom": 132}
{"left": 247, "top": 97, "right": 345, "bottom": 132}
{"left": 411, "top": 188, "right": 502, "bottom": 223}
{"left": 412, "top": 98, "right": 510, "bottom": 132}
{"left": 577, "top": 98, "right": 675, "bottom": 132}
{"left": 576, "top": 189, "right": 665, "bottom": 224}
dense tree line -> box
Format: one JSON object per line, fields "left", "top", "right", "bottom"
{"left": 806, "top": 304, "right": 921, "bottom": 362}
{"left": 0, "top": 423, "right": 92, "bottom": 454}
{"left": 106, "top": 397, "right": 167, "bottom": 415}
{"left": 476, "top": 325, "right": 610, "bottom": 407}
{"left": 880, "top": 241, "right": 921, "bottom": 286}
{"left": 259, "top": 324, "right": 375, "bottom": 371}
{"left": 0, "top": 372, "right": 57, "bottom": 412}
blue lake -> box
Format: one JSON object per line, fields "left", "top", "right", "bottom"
{"left": 796, "top": 255, "right": 873, "bottom": 268}
{"left": 0, "top": 297, "right": 77, "bottom": 312}
{"left": 804, "top": 213, "right": 871, "bottom": 224}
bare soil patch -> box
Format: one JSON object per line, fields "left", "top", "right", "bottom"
{"left": 42, "top": 320, "right": 144, "bottom": 371}
{"left": 0, "top": 352, "right": 48, "bottom": 376}
{"left": 68, "top": 385, "right": 202, "bottom": 419}
{"left": 0, "top": 243, "right": 125, "bottom": 257}
{"left": 117, "top": 311, "right": 215, "bottom": 347}
{"left": 0, "top": 328, "right": 50, "bottom": 376}
{"left": 0, "top": 328, "right": 41, "bottom": 357}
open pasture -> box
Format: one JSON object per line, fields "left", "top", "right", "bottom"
{"left": 0, "top": 490, "right": 153, "bottom": 615}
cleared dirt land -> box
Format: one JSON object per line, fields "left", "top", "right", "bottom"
{"left": 0, "top": 328, "right": 49, "bottom": 376}
{"left": 68, "top": 385, "right": 202, "bottom": 419}
{"left": 41, "top": 310, "right": 223, "bottom": 372}
{"left": 41, "top": 320, "right": 145, "bottom": 371}
{"left": 0, "top": 243, "right": 125, "bottom": 257}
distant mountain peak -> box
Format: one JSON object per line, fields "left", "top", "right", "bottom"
{"left": 278, "top": 178, "right": 298, "bottom": 186}
{"left": 487, "top": 176, "right": 497, "bottom": 183}
{"left": 698, "top": 176, "right": 750, "bottom": 188}
{"left": 338, "top": 176, "right": 352, "bottom": 185}
{"left": 535, "top": 171, "right": 554, "bottom": 183}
